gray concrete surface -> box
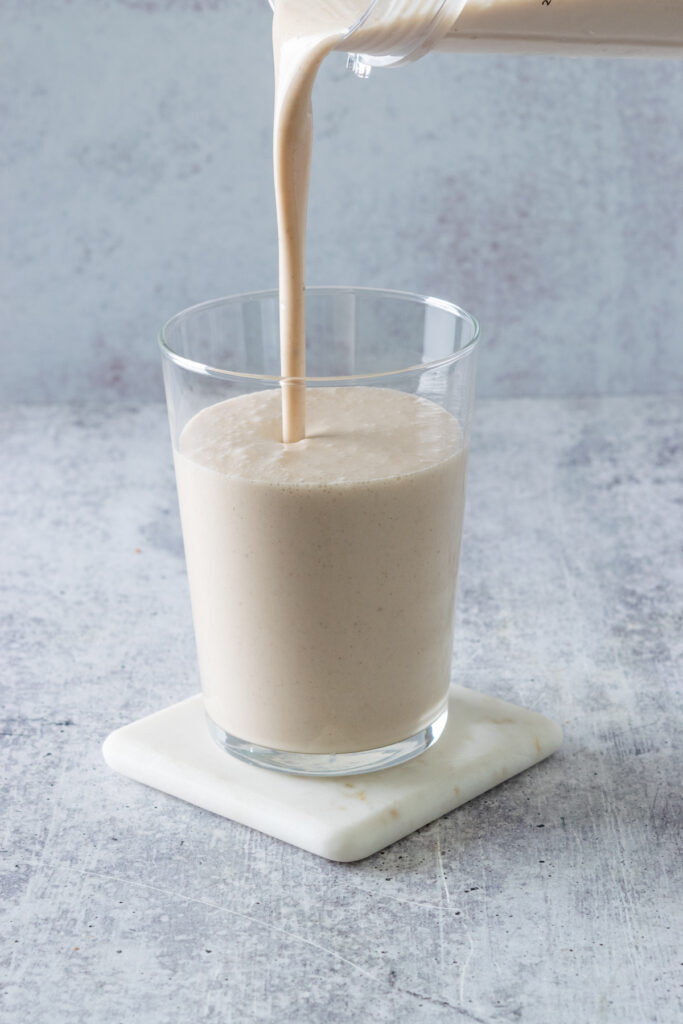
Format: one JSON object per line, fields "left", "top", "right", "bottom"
{"left": 3, "top": 0, "right": 683, "bottom": 403}
{"left": 2, "top": 396, "right": 681, "bottom": 1022}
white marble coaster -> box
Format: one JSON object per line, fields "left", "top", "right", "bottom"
{"left": 103, "top": 686, "right": 562, "bottom": 862}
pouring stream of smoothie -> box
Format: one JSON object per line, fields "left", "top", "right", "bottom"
{"left": 273, "top": 1, "right": 448, "bottom": 441}
{"left": 273, "top": 2, "right": 364, "bottom": 442}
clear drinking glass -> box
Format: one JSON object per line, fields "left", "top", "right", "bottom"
{"left": 160, "top": 287, "right": 479, "bottom": 776}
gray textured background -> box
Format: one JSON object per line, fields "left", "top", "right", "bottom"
{"left": 3, "top": 0, "right": 683, "bottom": 402}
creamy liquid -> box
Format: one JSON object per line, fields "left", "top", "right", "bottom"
{"left": 272, "top": 0, "right": 449, "bottom": 441}
{"left": 175, "top": 387, "right": 467, "bottom": 753}
{"left": 273, "top": 1, "right": 364, "bottom": 442}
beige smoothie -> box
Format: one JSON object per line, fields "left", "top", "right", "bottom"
{"left": 172, "top": 1, "right": 477, "bottom": 759}
{"left": 175, "top": 386, "right": 467, "bottom": 753}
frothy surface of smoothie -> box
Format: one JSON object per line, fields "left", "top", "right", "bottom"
{"left": 175, "top": 387, "right": 468, "bottom": 753}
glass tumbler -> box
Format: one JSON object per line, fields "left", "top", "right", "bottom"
{"left": 160, "top": 287, "right": 479, "bottom": 775}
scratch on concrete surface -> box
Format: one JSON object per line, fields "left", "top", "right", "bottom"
{"left": 435, "top": 833, "right": 451, "bottom": 907}
{"left": 601, "top": 802, "right": 651, "bottom": 1022}
{"left": 347, "top": 882, "right": 446, "bottom": 913}
{"left": 392, "top": 985, "right": 488, "bottom": 1022}
{"left": 458, "top": 920, "right": 476, "bottom": 1011}
{"left": 83, "top": 869, "right": 489, "bottom": 1017}
{"left": 8, "top": 757, "right": 70, "bottom": 985}
{"left": 84, "top": 869, "right": 383, "bottom": 985}
{"left": 342, "top": 879, "right": 472, "bottom": 918}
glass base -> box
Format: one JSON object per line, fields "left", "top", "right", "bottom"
{"left": 205, "top": 705, "right": 449, "bottom": 777}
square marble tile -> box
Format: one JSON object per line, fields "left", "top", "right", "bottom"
{"left": 103, "top": 686, "right": 562, "bottom": 862}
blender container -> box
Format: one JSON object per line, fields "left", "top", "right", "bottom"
{"left": 268, "top": 0, "right": 683, "bottom": 76}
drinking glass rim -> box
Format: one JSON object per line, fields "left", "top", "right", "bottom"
{"left": 158, "top": 285, "right": 480, "bottom": 384}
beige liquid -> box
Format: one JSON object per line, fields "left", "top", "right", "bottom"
{"left": 272, "top": 0, "right": 452, "bottom": 441}
{"left": 175, "top": 387, "right": 467, "bottom": 753}
{"left": 273, "top": 1, "right": 364, "bottom": 442}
